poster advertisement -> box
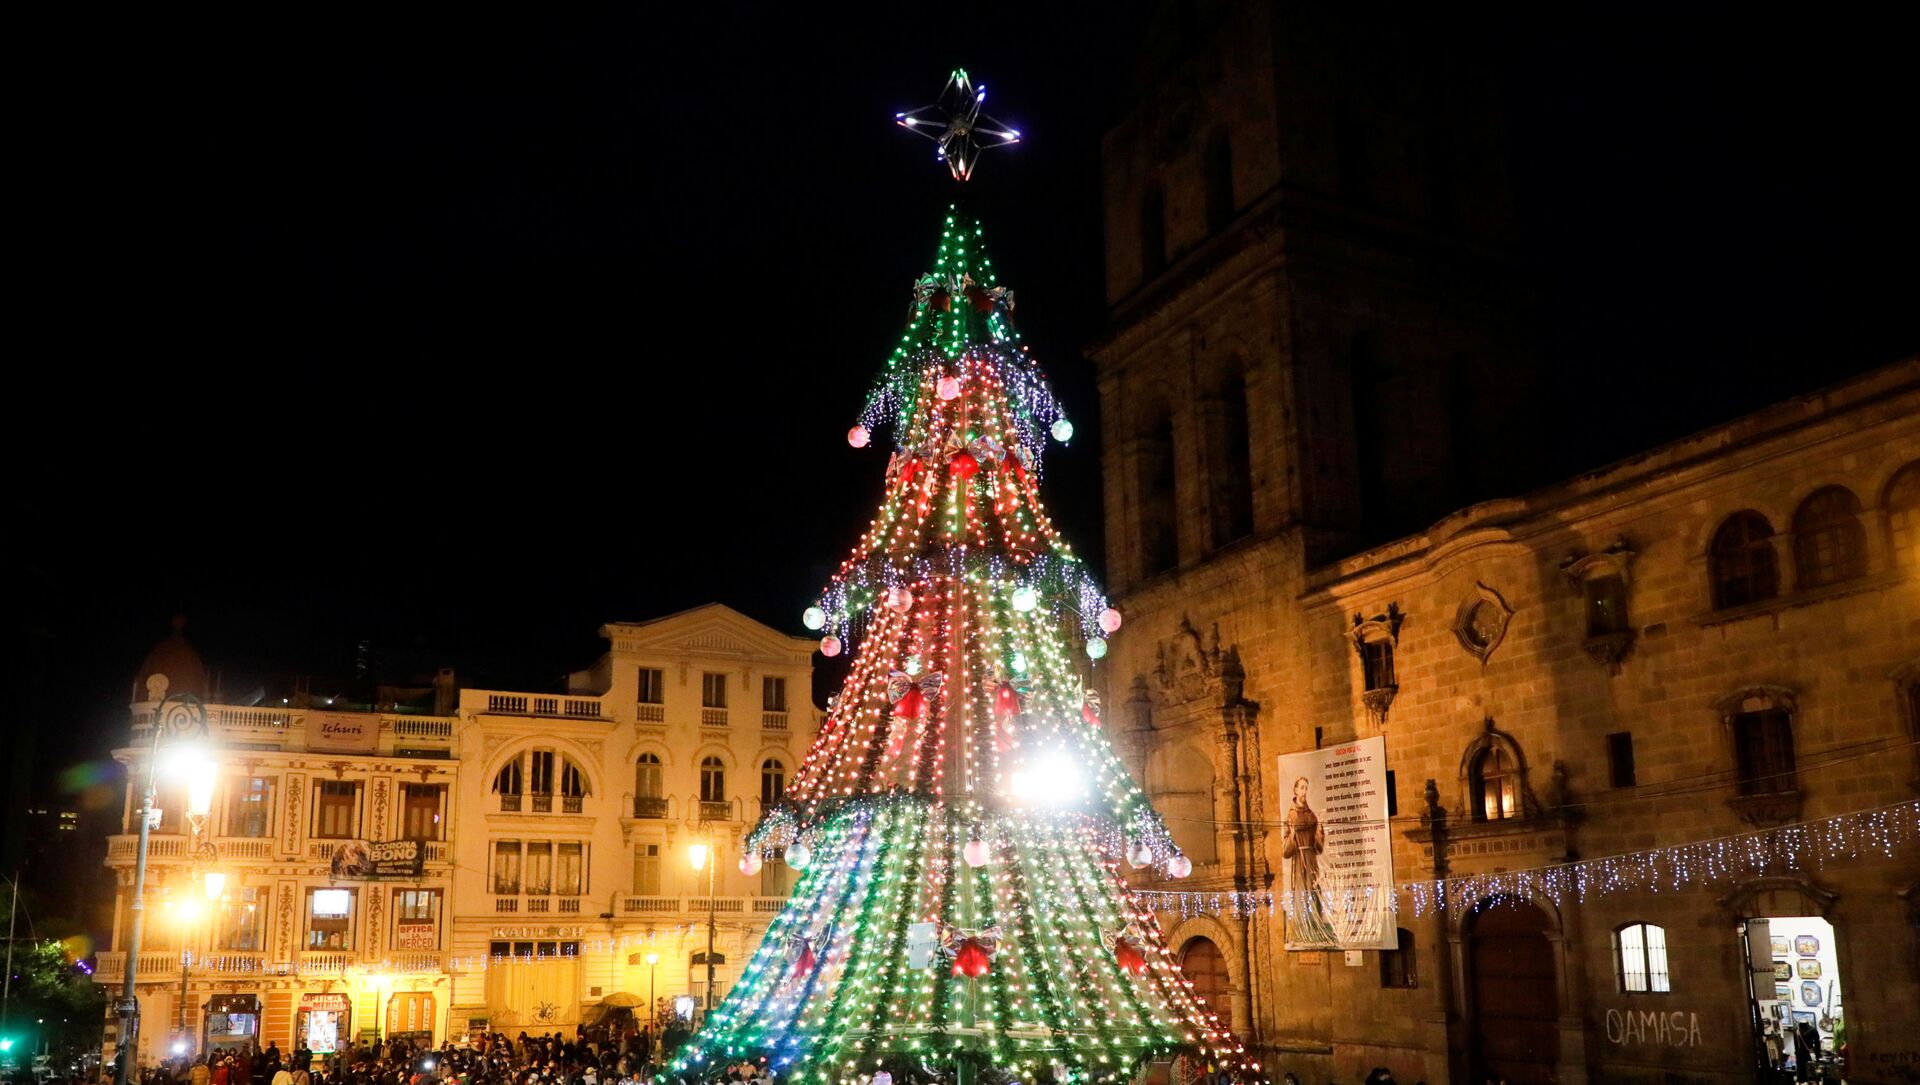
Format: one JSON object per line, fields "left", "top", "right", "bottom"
{"left": 329, "top": 839, "right": 424, "bottom": 879}
{"left": 395, "top": 921, "right": 438, "bottom": 949}
{"left": 1277, "top": 736, "right": 1396, "bottom": 950}
{"left": 307, "top": 711, "right": 379, "bottom": 753}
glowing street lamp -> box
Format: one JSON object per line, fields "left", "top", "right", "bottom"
{"left": 643, "top": 951, "right": 660, "bottom": 1061}
{"left": 689, "top": 836, "right": 720, "bottom": 1023}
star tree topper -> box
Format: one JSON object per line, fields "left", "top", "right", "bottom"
{"left": 896, "top": 68, "right": 1021, "bottom": 181}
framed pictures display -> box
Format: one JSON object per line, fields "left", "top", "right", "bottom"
{"left": 1773, "top": 983, "right": 1793, "bottom": 1001}
{"left": 1794, "top": 935, "right": 1821, "bottom": 956}
{"left": 1797, "top": 959, "right": 1823, "bottom": 979}
{"left": 1793, "top": 1011, "right": 1817, "bottom": 1026}
{"left": 1769, "top": 936, "right": 1788, "bottom": 956}
{"left": 1773, "top": 960, "right": 1794, "bottom": 981}
{"left": 1799, "top": 980, "right": 1823, "bottom": 1007}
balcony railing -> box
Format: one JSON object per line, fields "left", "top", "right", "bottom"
{"left": 614, "top": 895, "right": 789, "bottom": 916}
{"left": 500, "top": 794, "right": 522, "bottom": 812}
{"left": 94, "top": 951, "right": 180, "bottom": 978}
{"left": 563, "top": 795, "right": 583, "bottom": 814}
{"left": 619, "top": 895, "right": 681, "bottom": 914}
{"left": 686, "top": 897, "right": 746, "bottom": 914}
{"left": 761, "top": 711, "right": 788, "bottom": 731}
{"left": 479, "top": 693, "right": 604, "bottom": 720}
{"left": 699, "top": 801, "right": 732, "bottom": 821}
{"left": 636, "top": 703, "right": 665, "bottom": 724}
{"left": 129, "top": 705, "right": 457, "bottom": 749}
{"left": 213, "top": 837, "right": 275, "bottom": 860}
{"left": 632, "top": 796, "right": 668, "bottom": 819}
{"left": 300, "top": 951, "right": 356, "bottom": 976}
{"left": 531, "top": 794, "right": 552, "bottom": 813}
{"left": 106, "top": 834, "right": 189, "bottom": 863}
{"left": 493, "top": 895, "right": 585, "bottom": 914}
{"left": 700, "top": 708, "right": 728, "bottom": 727}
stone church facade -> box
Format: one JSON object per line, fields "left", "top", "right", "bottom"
{"left": 1092, "top": 4, "right": 1920, "bottom": 1083}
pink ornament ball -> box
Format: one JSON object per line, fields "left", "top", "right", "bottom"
{"left": 885, "top": 586, "right": 914, "bottom": 613}
{"left": 1127, "top": 843, "right": 1154, "bottom": 869}
{"left": 963, "top": 839, "right": 992, "bottom": 868}
{"left": 739, "top": 853, "right": 763, "bottom": 877}
{"left": 848, "top": 425, "right": 871, "bottom": 449}
{"left": 1167, "top": 855, "right": 1193, "bottom": 879}
{"left": 1098, "top": 607, "right": 1123, "bottom": 634}
{"left": 821, "top": 635, "right": 842, "bottom": 657}
{"left": 936, "top": 375, "right": 963, "bottom": 401}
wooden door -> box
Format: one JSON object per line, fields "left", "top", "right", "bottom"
{"left": 1179, "top": 937, "right": 1230, "bottom": 1020}
{"left": 1470, "top": 899, "right": 1559, "bottom": 1084}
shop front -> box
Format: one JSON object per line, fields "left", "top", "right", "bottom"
{"left": 204, "top": 995, "right": 261, "bottom": 1052}
{"left": 296, "top": 992, "right": 352, "bottom": 1055}
{"left": 385, "top": 992, "right": 436, "bottom": 1047}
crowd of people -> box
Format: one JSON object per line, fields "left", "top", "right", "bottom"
{"left": 131, "top": 1027, "right": 701, "bottom": 1085}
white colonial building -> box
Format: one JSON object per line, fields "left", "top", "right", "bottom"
{"left": 99, "top": 604, "right": 817, "bottom": 1065}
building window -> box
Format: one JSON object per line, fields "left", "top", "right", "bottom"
{"left": 760, "top": 847, "right": 790, "bottom": 898}
{"left": 1886, "top": 462, "right": 1920, "bottom": 569}
{"left": 1614, "top": 922, "right": 1671, "bottom": 993}
{"left": 1360, "top": 639, "right": 1396, "bottom": 692}
{"left": 1385, "top": 770, "right": 1398, "bottom": 817}
{"left": 761, "top": 759, "right": 786, "bottom": 806}
{"left": 637, "top": 668, "right": 664, "bottom": 705}
{"left": 633, "top": 843, "right": 662, "bottom": 895}
{"left": 226, "top": 777, "right": 274, "bottom": 838}
{"left": 702, "top": 673, "right": 728, "bottom": 709}
{"left": 1471, "top": 747, "right": 1518, "bottom": 822}
{"left": 1710, "top": 511, "right": 1780, "bottom": 609}
{"left": 305, "top": 887, "right": 355, "bottom": 950}
{"left": 1380, "top": 927, "right": 1416, "bottom": 988}
{"left": 216, "top": 887, "right": 265, "bottom": 951}
{"left": 494, "top": 760, "right": 523, "bottom": 811}
{"left": 560, "top": 760, "right": 588, "bottom": 811}
{"left": 492, "top": 841, "right": 522, "bottom": 895}
{"left": 1205, "top": 369, "right": 1254, "bottom": 548}
{"left": 393, "top": 889, "right": 441, "bottom": 950}
{"left": 1204, "top": 129, "right": 1234, "bottom": 233}
{"left": 1585, "top": 573, "right": 1630, "bottom": 637}
{"left": 700, "top": 757, "right": 727, "bottom": 804}
{"left": 1793, "top": 486, "right": 1867, "bottom": 588}
{"left": 400, "top": 784, "right": 443, "bottom": 841}
{"left": 763, "top": 676, "right": 787, "bottom": 712}
{"left": 1732, "top": 709, "right": 1796, "bottom": 795}
{"left": 529, "top": 751, "right": 554, "bottom": 800}
{"left": 636, "top": 754, "right": 662, "bottom": 799}
{"left": 525, "top": 841, "right": 554, "bottom": 895}
{"left": 1607, "top": 732, "right": 1637, "bottom": 788}
{"left": 1139, "top": 184, "right": 1166, "bottom": 279}
{"left": 556, "top": 842, "right": 585, "bottom": 896}
{"left": 313, "top": 781, "right": 358, "bottom": 839}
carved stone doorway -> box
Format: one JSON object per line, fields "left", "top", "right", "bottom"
{"left": 1468, "top": 898, "right": 1559, "bottom": 1084}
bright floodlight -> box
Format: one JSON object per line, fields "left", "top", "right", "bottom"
{"left": 172, "top": 1042, "right": 187, "bottom": 1055}
{"left": 644, "top": 951, "right": 660, "bottom": 966}
{"left": 202, "top": 871, "right": 226, "bottom": 901}
{"left": 687, "top": 842, "right": 710, "bottom": 872}
{"left": 1008, "top": 749, "right": 1085, "bottom": 807}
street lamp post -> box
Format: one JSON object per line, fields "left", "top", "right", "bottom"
{"left": 687, "top": 838, "right": 718, "bottom": 1025}
{"left": 172, "top": 874, "right": 225, "bottom": 1050}
{"left": 113, "top": 693, "right": 211, "bottom": 1085}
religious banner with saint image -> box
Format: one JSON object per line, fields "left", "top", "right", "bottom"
{"left": 1277, "top": 736, "right": 1396, "bottom": 950}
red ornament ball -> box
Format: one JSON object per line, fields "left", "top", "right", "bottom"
{"left": 952, "top": 939, "right": 992, "bottom": 978}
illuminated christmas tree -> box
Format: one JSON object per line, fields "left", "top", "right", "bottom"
{"left": 668, "top": 72, "right": 1250, "bottom": 1085}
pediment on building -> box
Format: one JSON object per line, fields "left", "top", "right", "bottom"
{"left": 602, "top": 603, "right": 812, "bottom": 663}
{"left": 1152, "top": 617, "right": 1245, "bottom": 710}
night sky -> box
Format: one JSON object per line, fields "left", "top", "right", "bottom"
{"left": 9, "top": 6, "right": 1917, "bottom": 913}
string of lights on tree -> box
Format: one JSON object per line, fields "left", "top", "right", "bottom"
{"left": 665, "top": 72, "right": 1250, "bottom": 1085}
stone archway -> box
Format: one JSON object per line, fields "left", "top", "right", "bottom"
{"left": 1177, "top": 936, "right": 1230, "bottom": 1022}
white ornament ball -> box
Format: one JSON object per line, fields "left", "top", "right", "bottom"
{"left": 1127, "top": 843, "right": 1154, "bottom": 869}
{"left": 739, "top": 853, "right": 763, "bottom": 877}
{"left": 847, "top": 425, "right": 871, "bottom": 449}
{"left": 802, "top": 606, "right": 826, "bottom": 631}
{"left": 1009, "top": 651, "right": 1028, "bottom": 673}
{"left": 785, "top": 841, "right": 811, "bottom": 870}
{"left": 936, "top": 375, "right": 963, "bottom": 401}
{"left": 1085, "top": 636, "right": 1109, "bottom": 660}
{"left": 903, "top": 656, "right": 923, "bottom": 676}
{"left": 1167, "top": 855, "right": 1193, "bottom": 879}
{"left": 1050, "top": 418, "right": 1074, "bottom": 443}
{"left": 1098, "top": 607, "right": 1123, "bottom": 635}
{"left": 820, "top": 636, "right": 842, "bottom": 657}
{"left": 885, "top": 586, "right": 914, "bottom": 613}
{"left": 963, "top": 839, "right": 992, "bottom": 868}
{"left": 1010, "top": 585, "right": 1038, "bottom": 612}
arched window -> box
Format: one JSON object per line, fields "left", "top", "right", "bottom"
{"left": 1204, "top": 129, "right": 1234, "bottom": 233}
{"left": 559, "top": 759, "right": 588, "bottom": 798}
{"left": 1139, "top": 184, "right": 1166, "bottom": 280}
{"left": 1793, "top": 486, "right": 1866, "bottom": 587}
{"left": 1135, "top": 399, "right": 1178, "bottom": 578}
{"left": 1613, "top": 922, "right": 1670, "bottom": 993}
{"left": 1179, "top": 937, "right": 1229, "bottom": 1018}
{"left": 1882, "top": 462, "right": 1920, "bottom": 569}
{"left": 494, "top": 761, "right": 523, "bottom": 811}
{"left": 1710, "top": 511, "right": 1779, "bottom": 609}
{"left": 699, "top": 757, "right": 726, "bottom": 804}
{"left": 1471, "top": 746, "right": 1518, "bottom": 822}
{"left": 635, "top": 754, "right": 662, "bottom": 799}
{"left": 761, "top": 759, "right": 786, "bottom": 806}
{"left": 1732, "top": 703, "right": 1796, "bottom": 796}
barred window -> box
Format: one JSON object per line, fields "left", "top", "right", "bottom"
{"left": 1710, "top": 512, "right": 1778, "bottom": 609}
{"left": 1792, "top": 486, "right": 1866, "bottom": 588}
{"left": 1615, "top": 922, "right": 1671, "bottom": 993}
